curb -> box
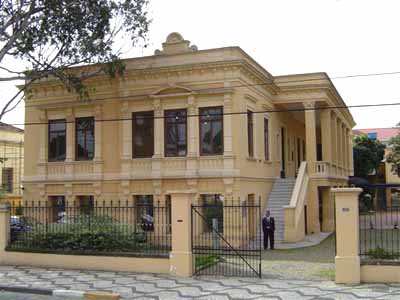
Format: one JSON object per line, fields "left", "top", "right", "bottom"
{"left": 0, "top": 286, "right": 120, "bottom": 299}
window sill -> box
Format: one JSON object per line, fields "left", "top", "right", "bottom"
{"left": 247, "top": 157, "right": 257, "bottom": 162}
{"left": 263, "top": 160, "right": 273, "bottom": 164}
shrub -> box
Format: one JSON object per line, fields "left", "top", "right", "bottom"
{"left": 367, "top": 247, "right": 397, "bottom": 259}
{"left": 12, "top": 215, "right": 147, "bottom": 252}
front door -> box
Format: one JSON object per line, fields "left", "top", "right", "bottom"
{"left": 281, "top": 127, "right": 286, "bottom": 178}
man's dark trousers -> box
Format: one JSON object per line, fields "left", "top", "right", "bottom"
{"left": 263, "top": 230, "right": 274, "bottom": 250}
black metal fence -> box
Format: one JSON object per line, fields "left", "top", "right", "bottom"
{"left": 359, "top": 185, "right": 400, "bottom": 260}
{"left": 7, "top": 200, "right": 171, "bottom": 257}
{"left": 191, "top": 197, "right": 262, "bottom": 277}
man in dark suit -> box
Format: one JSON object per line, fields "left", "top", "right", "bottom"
{"left": 262, "top": 210, "right": 275, "bottom": 250}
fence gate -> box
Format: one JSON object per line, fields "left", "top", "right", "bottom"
{"left": 191, "top": 197, "right": 262, "bottom": 277}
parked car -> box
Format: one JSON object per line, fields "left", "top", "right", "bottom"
{"left": 10, "top": 216, "right": 31, "bottom": 242}
{"left": 140, "top": 213, "right": 154, "bottom": 231}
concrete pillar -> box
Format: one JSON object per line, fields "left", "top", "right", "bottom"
{"left": 349, "top": 131, "right": 354, "bottom": 176}
{"left": 321, "top": 187, "right": 334, "bottom": 232}
{"left": 331, "top": 112, "right": 337, "bottom": 166}
{"left": 121, "top": 101, "right": 132, "bottom": 160}
{"left": 320, "top": 109, "right": 332, "bottom": 162}
{"left": 0, "top": 202, "right": 10, "bottom": 262}
{"left": 306, "top": 180, "right": 320, "bottom": 234}
{"left": 223, "top": 92, "right": 234, "bottom": 175}
{"left": 332, "top": 187, "right": 362, "bottom": 284}
{"left": 304, "top": 102, "right": 317, "bottom": 174}
{"left": 169, "top": 191, "right": 194, "bottom": 277}
{"left": 342, "top": 124, "right": 346, "bottom": 169}
{"left": 65, "top": 108, "right": 75, "bottom": 162}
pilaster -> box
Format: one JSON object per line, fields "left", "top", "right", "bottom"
{"left": 223, "top": 91, "right": 234, "bottom": 175}
{"left": 152, "top": 99, "right": 163, "bottom": 178}
{"left": 121, "top": 101, "right": 132, "bottom": 178}
{"left": 186, "top": 95, "right": 198, "bottom": 177}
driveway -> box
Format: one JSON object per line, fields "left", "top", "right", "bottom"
{"left": 262, "top": 234, "right": 335, "bottom": 280}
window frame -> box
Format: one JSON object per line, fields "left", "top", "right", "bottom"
{"left": 247, "top": 110, "right": 254, "bottom": 157}
{"left": 75, "top": 117, "right": 95, "bottom": 161}
{"left": 199, "top": 106, "right": 224, "bottom": 156}
{"left": 164, "top": 109, "right": 187, "bottom": 157}
{"left": 48, "top": 119, "right": 66, "bottom": 162}
{"left": 132, "top": 111, "right": 154, "bottom": 158}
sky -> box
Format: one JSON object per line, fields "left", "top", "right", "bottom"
{"left": 1, "top": 0, "right": 400, "bottom": 129}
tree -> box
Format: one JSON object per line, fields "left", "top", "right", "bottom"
{"left": 385, "top": 135, "right": 400, "bottom": 176}
{"left": 0, "top": 0, "right": 150, "bottom": 119}
{"left": 353, "top": 134, "right": 385, "bottom": 178}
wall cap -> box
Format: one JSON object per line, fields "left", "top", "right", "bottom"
{"left": 331, "top": 187, "right": 362, "bottom": 194}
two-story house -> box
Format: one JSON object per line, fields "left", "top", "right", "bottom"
{"left": 23, "top": 33, "right": 355, "bottom": 243}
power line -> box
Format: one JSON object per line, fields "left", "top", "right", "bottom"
{"left": 1, "top": 101, "right": 400, "bottom": 127}
{"left": 7, "top": 68, "right": 400, "bottom": 113}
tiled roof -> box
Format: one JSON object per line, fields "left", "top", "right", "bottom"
{"left": 353, "top": 127, "right": 400, "bottom": 142}
{"left": 0, "top": 122, "right": 24, "bottom": 133}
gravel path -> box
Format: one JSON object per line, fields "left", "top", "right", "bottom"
{"left": 262, "top": 234, "right": 335, "bottom": 280}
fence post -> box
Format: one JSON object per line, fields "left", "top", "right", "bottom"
{"left": 0, "top": 202, "right": 10, "bottom": 263}
{"left": 332, "top": 187, "right": 362, "bottom": 284}
{"left": 169, "top": 191, "right": 195, "bottom": 277}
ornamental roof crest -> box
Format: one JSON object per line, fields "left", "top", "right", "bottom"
{"left": 154, "top": 32, "right": 198, "bottom": 55}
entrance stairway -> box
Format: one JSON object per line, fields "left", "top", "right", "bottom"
{"left": 264, "top": 178, "right": 296, "bottom": 242}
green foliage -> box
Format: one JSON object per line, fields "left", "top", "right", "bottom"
{"left": 353, "top": 134, "right": 385, "bottom": 178}
{"left": 386, "top": 135, "right": 400, "bottom": 177}
{"left": 195, "top": 255, "right": 220, "bottom": 270}
{"left": 367, "top": 247, "right": 397, "bottom": 260}
{"left": 0, "top": 0, "right": 150, "bottom": 116}
{"left": 15, "top": 205, "right": 23, "bottom": 216}
{"left": 14, "top": 216, "right": 147, "bottom": 252}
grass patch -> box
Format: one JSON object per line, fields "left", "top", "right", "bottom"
{"left": 195, "top": 255, "right": 220, "bottom": 270}
{"left": 366, "top": 247, "right": 398, "bottom": 259}
{"left": 315, "top": 268, "right": 335, "bottom": 280}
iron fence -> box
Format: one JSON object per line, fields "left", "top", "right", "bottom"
{"left": 360, "top": 206, "right": 400, "bottom": 260}
{"left": 7, "top": 200, "right": 171, "bottom": 257}
{"left": 191, "top": 197, "right": 262, "bottom": 277}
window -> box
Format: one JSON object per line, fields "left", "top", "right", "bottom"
{"left": 48, "top": 119, "right": 66, "bottom": 161}
{"left": 199, "top": 106, "right": 223, "bottom": 155}
{"left": 264, "top": 118, "right": 269, "bottom": 161}
{"left": 201, "top": 194, "right": 224, "bottom": 233}
{"left": 76, "top": 117, "right": 94, "bottom": 160}
{"left": 49, "top": 196, "right": 65, "bottom": 222}
{"left": 133, "top": 111, "right": 154, "bottom": 158}
{"left": 78, "top": 195, "right": 94, "bottom": 215}
{"left": 164, "top": 109, "right": 187, "bottom": 157}
{"left": 247, "top": 110, "right": 254, "bottom": 157}
{"left": 2, "top": 168, "right": 13, "bottom": 193}
{"left": 135, "top": 195, "right": 154, "bottom": 231}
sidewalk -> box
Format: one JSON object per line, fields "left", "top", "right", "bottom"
{"left": 0, "top": 265, "right": 399, "bottom": 299}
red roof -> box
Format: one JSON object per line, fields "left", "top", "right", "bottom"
{"left": 353, "top": 128, "right": 400, "bottom": 142}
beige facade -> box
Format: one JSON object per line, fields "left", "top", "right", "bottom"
{"left": 22, "top": 33, "right": 355, "bottom": 239}
{"left": 0, "top": 123, "right": 24, "bottom": 205}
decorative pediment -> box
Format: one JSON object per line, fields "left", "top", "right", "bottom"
{"left": 154, "top": 32, "right": 198, "bottom": 55}
{"left": 151, "top": 84, "right": 195, "bottom": 98}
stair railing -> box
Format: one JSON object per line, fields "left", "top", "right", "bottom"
{"left": 283, "top": 161, "right": 309, "bottom": 242}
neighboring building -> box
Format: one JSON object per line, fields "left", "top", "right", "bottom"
{"left": 0, "top": 122, "right": 24, "bottom": 206}
{"left": 353, "top": 127, "right": 400, "bottom": 208}
{"left": 23, "top": 33, "right": 355, "bottom": 242}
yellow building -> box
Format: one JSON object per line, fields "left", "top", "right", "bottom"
{"left": 22, "top": 33, "right": 354, "bottom": 242}
{"left": 0, "top": 122, "right": 24, "bottom": 206}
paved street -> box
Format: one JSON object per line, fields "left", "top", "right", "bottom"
{"left": 1, "top": 265, "right": 400, "bottom": 299}
{"left": 0, "top": 291, "right": 64, "bottom": 300}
